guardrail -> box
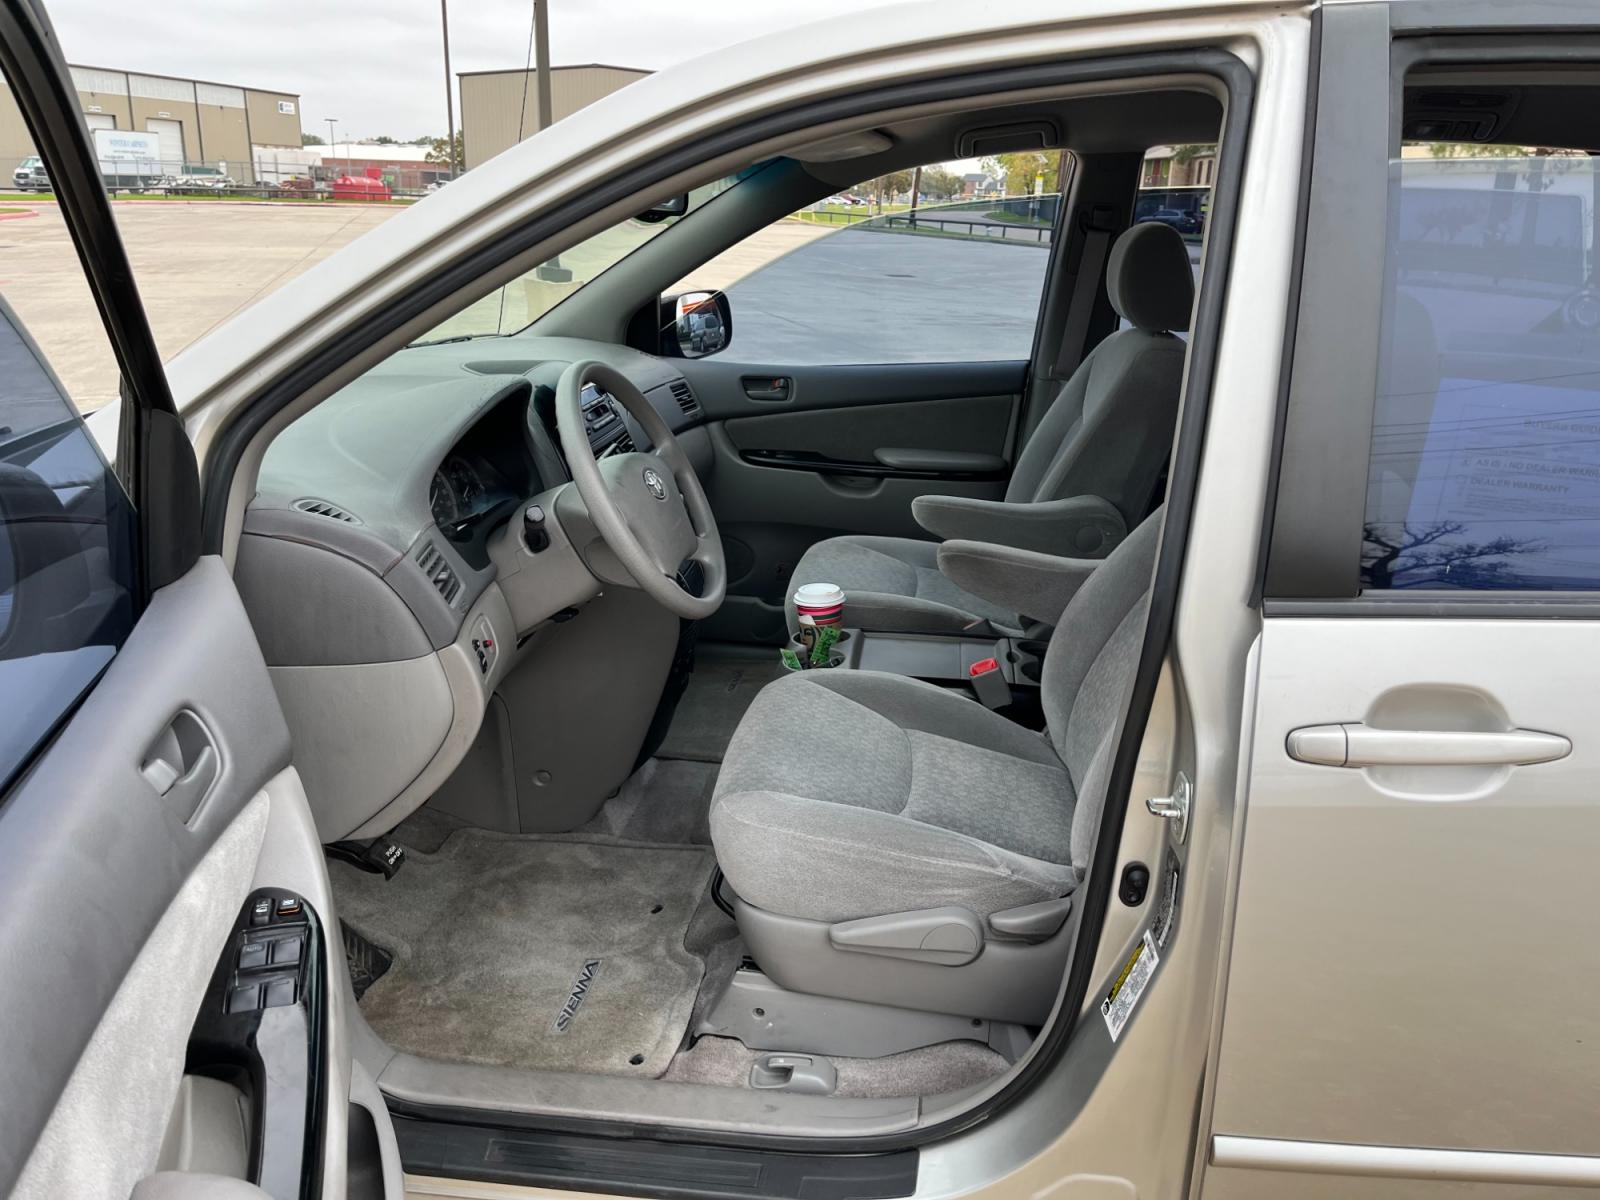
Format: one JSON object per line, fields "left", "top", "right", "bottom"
{"left": 878, "top": 211, "right": 1053, "bottom": 244}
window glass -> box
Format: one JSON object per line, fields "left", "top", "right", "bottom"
{"left": 420, "top": 172, "right": 745, "bottom": 343}
{"left": 1363, "top": 149, "right": 1600, "bottom": 590}
{"left": 681, "top": 163, "right": 1061, "bottom": 365}
{"left": 0, "top": 294, "right": 136, "bottom": 791}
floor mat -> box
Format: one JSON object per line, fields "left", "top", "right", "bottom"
{"left": 657, "top": 648, "right": 785, "bottom": 763}
{"left": 331, "top": 833, "right": 715, "bottom": 1078}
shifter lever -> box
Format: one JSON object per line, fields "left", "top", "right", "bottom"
{"left": 522, "top": 503, "right": 550, "bottom": 553}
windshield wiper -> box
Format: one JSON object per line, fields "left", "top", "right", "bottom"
{"left": 406, "top": 332, "right": 501, "bottom": 349}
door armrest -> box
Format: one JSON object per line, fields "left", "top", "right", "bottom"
{"left": 911, "top": 493, "right": 1125, "bottom": 557}
{"left": 937, "top": 540, "right": 1101, "bottom": 625}
{"left": 873, "top": 447, "right": 1009, "bottom": 474}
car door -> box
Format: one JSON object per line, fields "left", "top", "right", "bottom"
{"left": 1204, "top": 4, "right": 1600, "bottom": 1196}
{"left": 0, "top": 3, "right": 372, "bottom": 1196}
{"left": 674, "top": 173, "right": 1068, "bottom": 640}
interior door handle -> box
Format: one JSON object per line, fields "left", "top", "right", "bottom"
{"left": 742, "top": 375, "right": 791, "bottom": 402}
{"left": 1287, "top": 724, "right": 1571, "bottom": 768}
{"left": 140, "top": 709, "right": 220, "bottom": 821}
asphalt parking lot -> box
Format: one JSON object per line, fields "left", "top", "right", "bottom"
{"left": 2, "top": 200, "right": 1199, "bottom": 414}
{"left": 1, "top": 201, "right": 398, "bottom": 410}
{"left": 1, "top": 200, "right": 834, "bottom": 411}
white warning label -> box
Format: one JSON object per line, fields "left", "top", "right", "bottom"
{"left": 1101, "top": 931, "right": 1159, "bottom": 1042}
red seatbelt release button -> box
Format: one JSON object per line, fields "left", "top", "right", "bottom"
{"left": 967, "top": 657, "right": 1010, "bottom": 709}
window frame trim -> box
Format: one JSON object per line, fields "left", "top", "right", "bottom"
{"left": 1263, "top": 23, "right": 1600, "bottom": 611}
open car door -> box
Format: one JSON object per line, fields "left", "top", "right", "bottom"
{"left": 0, "top": 2, "right": 384, "bottom": 1196}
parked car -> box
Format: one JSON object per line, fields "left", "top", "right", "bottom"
{"left": 6, "top": 2, "right": 1600, "bottom": 1200}
{"left": 1137, "top": 204, "right": 1203, "bottom": 234}
{"left": 10, "top": 154, "right": 47, "bottom": 191}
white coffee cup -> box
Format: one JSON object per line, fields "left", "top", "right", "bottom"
{"left": 793, "top": 582, "right": 845, "bottom": 625}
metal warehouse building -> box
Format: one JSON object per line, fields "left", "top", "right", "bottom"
{"left": 0, "top": 63, "right": 302, "bottom": 184}
{"left": 458, "top": 64, "right": 648, "bottom": 170}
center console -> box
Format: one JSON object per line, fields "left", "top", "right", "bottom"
{"left": 804, "top": 627, "right": 1045, "bottom": 715}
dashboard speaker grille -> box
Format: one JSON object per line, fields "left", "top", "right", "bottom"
{"left": 669, "top": 379, "right": 700, "bottom": 417}
{"left": 414, "top": 540, "right": 462, "bottom": 606}
{"left": 291, "top": 497, "right": 361, "bottom": 524}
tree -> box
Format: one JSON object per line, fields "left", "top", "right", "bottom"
{"left": 919, "top": 166, "right": 961, "bottom": 200}
{"left": 425, "top": 132, "right": 465, "bottom": 170}
{"left": 371, "top": 135, "right": 397, "bottom": 145}
{"left": 1361, "top": 522, "right": 1544, "bottom": 589}
{"left": 983, "top": 152, "right": 1065, "bottom": 195}
{"left": 301, "top": 133, "right": 324, "bottom": 146}
{"left": 1171, "top": 143, "right": 1216, "bottom": 165}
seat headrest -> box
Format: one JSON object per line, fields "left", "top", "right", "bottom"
{"left": 1107, "top": 222, "right": 1194, "bottom": 334}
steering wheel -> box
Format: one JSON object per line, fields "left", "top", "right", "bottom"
{"left": 555, "top": 360, "right": 726, "bottom": 620}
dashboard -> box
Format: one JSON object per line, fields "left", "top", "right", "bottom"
{"left": 249, "top": 334, "right": 697, "bottom": 626}
{"left": 237, "top": 334, "right": 707, "bottom": 842}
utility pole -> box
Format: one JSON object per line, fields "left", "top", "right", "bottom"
{"left": 325, "top": 118, "right": 338, "bottom": 176}
{"left": 908, "top": 164, "right": 921, "bottom": 228}
{"left": 533, "top": 0, "right": 553, "bottom": 132}
{"left": 440, "top": 0, "right": 457, "bottom": 177}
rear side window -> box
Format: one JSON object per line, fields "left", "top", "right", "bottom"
{"left": 1362, "top": 151, "right": 1600, "bottom": 590}
{"left": 0, "top": 296, "right": 135, "bottom": 790}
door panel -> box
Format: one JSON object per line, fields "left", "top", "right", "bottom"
{"left": 1208, "top": 617, "right": 1600, "bottom": 1194}
{"left": 0, "top": 3, "right": 356, "bottom": 1193}
{"left": 0, "top": 561, "right": 327, "bottom": 1191}
{"left": 683, "top": 358, "right": 1022, "bottom": 638}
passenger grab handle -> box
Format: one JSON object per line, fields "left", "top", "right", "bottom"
{"left": 1287, "top": 724, "right": 1571, "bottom": 769}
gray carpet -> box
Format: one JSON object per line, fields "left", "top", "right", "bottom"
{"left": 663, "top": 1036, "right": 1010, "bottom": 1098}
{"left": 572, "top": 757, "right": 719, "bottom": 844}
{"left": 331, "top": 832, "right": 715, "bottom": 1078}
{"left": 657, "top": 647, "right": 785, "bottom": 763}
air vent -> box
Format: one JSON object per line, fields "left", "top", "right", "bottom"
{"left": 291, "top": 497, "right": 360, "bottom": 524}
{"left": 414, "top": 540, "right": 462, "bottom": 606}
{"left": 669, "top": 379, "right": 700, "bottom": 417}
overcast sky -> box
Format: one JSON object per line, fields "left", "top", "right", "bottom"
{"left": 46, "top": 0, "right": 908, "bottom": 141}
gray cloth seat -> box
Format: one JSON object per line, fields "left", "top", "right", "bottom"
{"left": 788, "top": 222, "right": 1191, "bottom": 635}
{"left": 712, "top": 512, "right": 1161, "bottom": 1008}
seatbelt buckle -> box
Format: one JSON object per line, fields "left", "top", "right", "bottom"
{"left": 967, "top": 657, "right": 1011, "bottom": 710}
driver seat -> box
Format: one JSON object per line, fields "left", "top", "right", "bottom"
{"left": 709, "top": 510, "right": 1161, "bottom": 1024}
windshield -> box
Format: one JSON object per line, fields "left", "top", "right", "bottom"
{"left": 415, "top": 170, "right": 748, "bottom": 344}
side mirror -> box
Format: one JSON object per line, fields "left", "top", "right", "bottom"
{"left": 661, "top": 290, "right": 731, "bottom": 359}
{"left": 637, "top": 194, "right": 689, "bottom": 224}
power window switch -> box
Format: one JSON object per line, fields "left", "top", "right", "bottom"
{"left": 263, "top": 978, "right": 297, "bottom": 1008}
{"left": 270, "top": 936, "right": 303, "bottom": 967}
{"left": 227, "top": 984, "right": 261, "bottom": 1014}
{"left": 238, "top": 941, "right": 268, "bottom": 971}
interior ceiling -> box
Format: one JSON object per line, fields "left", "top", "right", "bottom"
{"left": 1403, "top": 75, "right": 1600, "bottom": 153}
{"left": 798, "top": 89, "right": 1224, "bottom": 186}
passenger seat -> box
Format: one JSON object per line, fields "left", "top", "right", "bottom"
{"left": 787, "top": 222, "right": 1193, "bottom": 634}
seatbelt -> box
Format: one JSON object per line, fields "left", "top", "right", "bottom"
{"left": 1054, "top": 202, "right": 1121, "bottom": 379}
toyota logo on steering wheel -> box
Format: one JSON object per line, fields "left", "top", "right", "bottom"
{"left": 643, "top": 468, "right": 668, "bottom": 500}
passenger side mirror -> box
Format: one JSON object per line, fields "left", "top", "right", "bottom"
{"left": 660, "top": 290, "right": 732, "bottom": 359}
{"left": 637, "top": 194, "right": 689, "bottom": 224}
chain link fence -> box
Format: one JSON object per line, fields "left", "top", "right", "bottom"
{"left": 1, "top": 151, "right": 449, "bottom": 202}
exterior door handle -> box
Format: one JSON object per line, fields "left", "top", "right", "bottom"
{"left": 1287, "top": 724, "right": 1571, "bottom": 768}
